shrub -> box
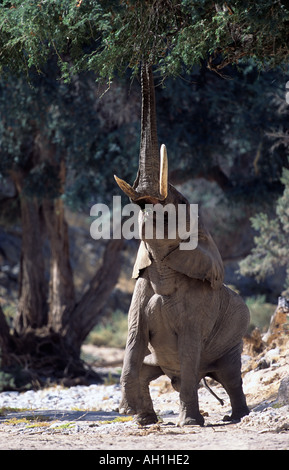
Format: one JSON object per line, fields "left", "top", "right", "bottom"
{"left": 240, "top": 164, "right": 289, "bottom": 296}
{"left": 246, "top": 295, "right": 274, "bottom": 331}
{"left": 86, "top": 310, "right": 128, "bottom": 349}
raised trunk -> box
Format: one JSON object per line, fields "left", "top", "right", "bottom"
{"left": 134, "top": 63, "right": 160, "bottom": 196}
{"left": 114, "top": 63, "right": 168, "bottom": 202}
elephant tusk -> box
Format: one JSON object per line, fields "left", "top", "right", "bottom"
{"left": 159, "top": 144, "right": 168, "bottom": 199}
{"left": 114, "top": 175, "right": 138, "bottom": 200}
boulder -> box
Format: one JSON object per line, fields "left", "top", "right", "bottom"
{"left": 277, "top": 376, "right": 289, "bottom": 405}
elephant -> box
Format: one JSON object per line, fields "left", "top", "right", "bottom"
{"left": 114, "top": 63, "right": 250, "bottom": 426}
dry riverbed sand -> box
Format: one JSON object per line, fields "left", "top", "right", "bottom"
{"left": 0, "top": 344, "right": 289, "bottom": 451}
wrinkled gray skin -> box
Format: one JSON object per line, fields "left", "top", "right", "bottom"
{"left": 119, "top": 188, "right": 250, "bottom": 426}
{"left": 115, "top": 64, "right": 250, "bottom": 426}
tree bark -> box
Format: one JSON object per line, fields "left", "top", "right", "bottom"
{"left": 12, "top": 174, "right": 47, "bottom": 334}
{"left": 0, "top": 305, "right": 12, "bottom": 361}
{"left": 43, "top": 197, "right": 75, "bottom": 332}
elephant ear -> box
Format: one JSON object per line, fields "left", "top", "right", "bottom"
{"left": 132, "top": 241, "right": 152, "bottom": 279}
{"left": 164, "top": 225, "right": 224, "bottom": 290}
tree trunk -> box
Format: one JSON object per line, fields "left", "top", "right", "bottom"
{"left": 12, "top": 174, "right": 47, "bottom": 334}
{"left": 43, "top": 197, "right": 75, "bottom": 332}
{"left": 2, "top": 136, "right": 125, "bottom": 388}
{"left": 0, "top": 233, "right": 124, "bottom": 388}
{"left": 0, "top": 305, "right": 13, "bottom": 366}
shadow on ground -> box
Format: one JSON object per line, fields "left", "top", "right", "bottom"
{"left": 0, "top": 409, "right": 122, "bottom": 423}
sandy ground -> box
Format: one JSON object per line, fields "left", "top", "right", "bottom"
{"left": 0, "top": 345, "right": 289, "bottom": 451}
{"left": 0, "top": 409, "right": 288, "bottom": 451}
{"left": 0, "top": 417, "right": 288, "bottom": 451}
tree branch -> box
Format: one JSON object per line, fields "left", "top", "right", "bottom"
{"left": 170, "top": 164, "right": 233, "bottom": 192}
{"left": 64, "top": 238, "right": 125, "bottom": 350}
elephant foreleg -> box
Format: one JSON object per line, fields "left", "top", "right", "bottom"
{"left": 119, "top": 277, "right": 153, "bottom": 416}
{"left": 119, "top": 333, "right": 148, "bottom": 416}
{"left": 120, "top": 356, "right": 163, "bottom": 424}
{"left": 137, "top": 364, "right": 163, "bottom": 425}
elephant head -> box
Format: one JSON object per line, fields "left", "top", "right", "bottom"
{"left": 114, "top": 63, "right": 224, "bottom": 290}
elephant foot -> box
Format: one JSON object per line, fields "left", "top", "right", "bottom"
{"left": 177, "top": 417, "right": 204, "bottom": 427}
{"left": 136, "top": 411, "right": 158, "bottom": 426}
{"left": 223, "top": 406, "right": 250, "bottom": 423}
{"left": 178, "top": 400, "right": 205, "bottom": 427}
{"left": 119, "top": 406, "right": 136, "bottom": 415}
{"left": 119, "top": 399, "right": 137, "bottom": 416}
{"left": 177, "top": 412, "right": 204, "bottom": 427}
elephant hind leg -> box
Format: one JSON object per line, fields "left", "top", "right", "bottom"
{"left": 212, "top": 347, "right": 250, "bottom": 422}
{"left": 222, "top": 386, "right": 249, "bottom": 422}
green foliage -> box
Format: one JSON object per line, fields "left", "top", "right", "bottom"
{"left": 0, "top": 68, "right": 139, "bottom": 206}
{"left": 0, "top": 0, "right": 105, "bottom": 78}
{"left": 0, "top": 371, "right": 16, "bottom": 391}
{"left": 245, "top": 295, "right": 274, "bottom": 330}
{"left": 1, "top": 1, "right": 288, "bottom": 211}
{"left": 1, "top": 58, "right": 288, "bottom": 229}
{"left": 240, "top": 163, "right": 289, "bottom": 296}
{"left": 101, "top": 416, "right": 133, "bottom": 424}
{"left": 156, "top": 63, "right": 289, "bottom": 199}
{"left": 0, "top": 1, "right": 289, "bottom": 311}
{"left": 0, "top": 407, "right": 28, "bottom": 416}
{"left": 86, "top": 310, "right": 128, "bottom": 348}
{"left": 0, "top": 1, "right": 288, "bottom": 82}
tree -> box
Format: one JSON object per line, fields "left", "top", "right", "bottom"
{"left": 0, "top": 68, "right": 134, "bottom": 386}
{"left": 240, "top": 165, "right": 289, "bottom": 297}
{"left": 1, "top": 1, "right": 288, "bottom": 79}
{"left": 157, "top": 63, "right": 289, "bottom": 200}
{"left": 2, "top": 1, "right": 289, "bottom": 191}
{"left": 239, "top": 89, "right": 289, "bottom": 296}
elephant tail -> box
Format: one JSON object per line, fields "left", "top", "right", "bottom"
{"left": 202, "top": 378, "right": 224, "bottom": 406}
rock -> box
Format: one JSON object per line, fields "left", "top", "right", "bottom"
{"left": 277, "top": 376, "right": 289, "bottom": 405}
{"left": 262, "top": 300, "right": 289, "bottom": 345}
{"left": 257, "top": 347, "right": 281, "bottom": 369}
{"left": 243, "top": 327, "right": 265, "bottom": 355}
{"left": 264, "top": 347, "right": 280, "bottom": 364}
{"left": 256, "top": 358, "right": 270, "bottom": 370}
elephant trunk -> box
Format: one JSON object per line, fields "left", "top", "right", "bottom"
{"left": 114, "top": 63, "right": 168, "bottom": 203}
